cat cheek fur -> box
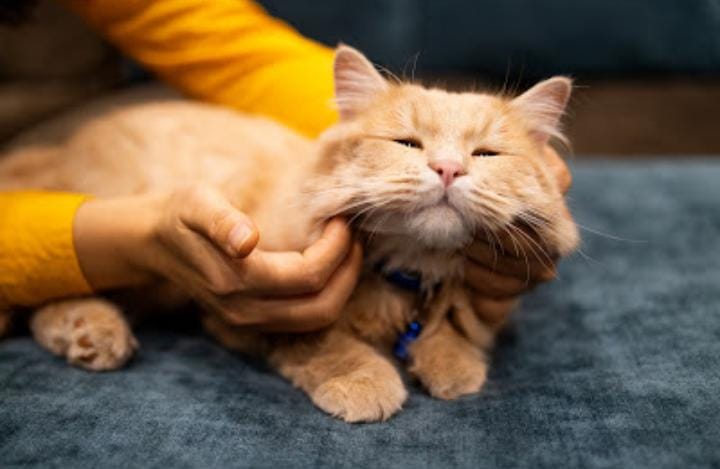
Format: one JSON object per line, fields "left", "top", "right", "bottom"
{"left": 544, "top": 205, "right": 581, "bottom": 257}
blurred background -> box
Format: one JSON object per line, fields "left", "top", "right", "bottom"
{"left": 1, "top": 0, "right": 718, "bottom": 154}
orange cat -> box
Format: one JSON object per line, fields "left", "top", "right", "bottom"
{"left": 0, "top": 46, "right": 578, "bottom": 422}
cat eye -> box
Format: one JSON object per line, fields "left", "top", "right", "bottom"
{"left": 472, "top": 148, "right": 499, "bottom": 157}
{"left": 393, "top": 138, "right": 423, "bottom": 150}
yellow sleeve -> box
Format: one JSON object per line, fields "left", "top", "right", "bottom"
{"left": 0, "top": 192, "right": 92, "bottom": 307}
{"left": 64, "top": 0, "right": 338, "bottom": 137}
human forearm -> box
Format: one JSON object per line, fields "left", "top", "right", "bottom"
{"left": 72, "top": 195, "right": 160, "bottom": 291}
{"left": 63, "top": 0, "right": 337, "bottom": 137}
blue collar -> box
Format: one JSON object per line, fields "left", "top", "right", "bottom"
{"left": 374, "top": 260, "right": 442, "bottom": 298}
{"left": 373, "top": 260, "right": 436, "bottom": 360}
{"left": 373, "top": 259, "right": 426, "bottom": 293}
{"left": 379, "top": 268, "right": 424, "bottom": 293}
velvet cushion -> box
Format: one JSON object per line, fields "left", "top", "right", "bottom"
{"left": 2, "top": 160, "right": 719, "bottom": 467}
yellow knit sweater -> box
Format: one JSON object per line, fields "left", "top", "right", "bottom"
{"left": 0, "top": 0, "right": 337, "bottom": 307}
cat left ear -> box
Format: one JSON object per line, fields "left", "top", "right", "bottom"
{"left": 512, "top": 77, "right": 573, "bottom": 144}
{"left": 334, "top": 44, "right": 388, "bottom": 120}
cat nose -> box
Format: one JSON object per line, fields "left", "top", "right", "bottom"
{"left": 429, "top": 160, "right": 467, "bottom": 187}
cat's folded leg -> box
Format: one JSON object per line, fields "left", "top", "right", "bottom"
{"left": 408, "top": 319, "right": 489, "bottom": 400}
{"left": 30, "top": 297, "right": 138, "bottom": 371}
{"left": 270, "top": 328, "right": 407, "bottom": 423}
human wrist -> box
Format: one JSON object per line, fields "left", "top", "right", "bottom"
{"left": 73, "top": 194, "right": 162, "bottom": 291}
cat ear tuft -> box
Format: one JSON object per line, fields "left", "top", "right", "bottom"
{"left": 333, "top": 44, "right": 388, "bottom": 120}
{"left": 512, "top": 76, "right": 573, "bottom": 145}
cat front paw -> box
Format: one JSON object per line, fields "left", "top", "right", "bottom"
{"left": 66, "top": 312, "right": 138, "bottom": 371}
{"left": 311, "top": 363, "right": 407, "bottom": 423}
{"left": 409, "top": 329, "right": 488, "bottom": 400}
{"left": 413, "top": 354, "right": 487, "bottom": 400}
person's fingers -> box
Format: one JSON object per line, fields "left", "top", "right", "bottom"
{"left": 177, "top": 185, "right": 259, "bottom": 258}
{"left": 300, "top": 218, "right": 354, "bottom": 272}
{"left": 469, "top": 296, "right": 519, "bottom": 331}
{"left": 465, "top": 239, "right": 556, "bottom": 281}
{"left": 258, "top": 240, "right": 363, "bottom": 332}
{"left": 233, "top": 217, "right": 353, "bottom": 295}
{"left": 465, "top": 261, "right": 537, "bottom": 298}
{"left": 219, "top": 241, "right": 363, "bottom": 332}
{"left": 498, "top": 225, "right": 559, "bottom": 260}
{"left": 465, "top": 225, "right": 558, "bottom": 283}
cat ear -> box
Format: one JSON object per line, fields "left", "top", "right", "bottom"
{"left": 334, "top": 44, "right": 388, "bottom": 120}
{"left": 512, "top": 77, "right": 572, "bottom": 144}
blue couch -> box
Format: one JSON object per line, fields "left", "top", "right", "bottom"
{"left": 259, "top": 0, "right": 720, "bottom": 78}
{"left": 2, "top": 160, "right": 719, "bottom": 468}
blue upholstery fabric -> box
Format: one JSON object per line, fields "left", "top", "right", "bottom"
{"left": 259, "top": 0, "right": 720, "bottom": 78}
{"left": 1, "top": 160, "right": 719, "bottom": 468}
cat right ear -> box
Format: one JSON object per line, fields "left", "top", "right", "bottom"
{"left": 333, "top": 45, "right": 388, "bottom": 120}
{"left": 512, "top": 76, "right": 573, "bottom": 145}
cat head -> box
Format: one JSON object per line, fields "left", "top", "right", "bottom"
{"left": 311, "top": 45, "right": 579, "bottom": 258}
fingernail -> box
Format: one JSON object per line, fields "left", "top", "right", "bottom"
{"left": 228, "top": 223, "right": 252, "bottom": 254}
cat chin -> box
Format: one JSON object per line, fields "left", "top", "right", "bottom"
{"left": 406, "top": 204, "right": 472, "bottom": 250}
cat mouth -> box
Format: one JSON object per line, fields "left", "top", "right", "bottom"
{"left": 417, "top": 198, "right": 467, "bottom": 224}
{"left": 432, "top": 195, "right": 462, "bottom": 213}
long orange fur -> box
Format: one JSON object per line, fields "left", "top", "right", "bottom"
{"left": 0, "top": 46, "right": 578, "bottom": 422}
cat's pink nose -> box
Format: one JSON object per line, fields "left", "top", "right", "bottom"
{"left": 429, "top": 160, "right": 467, "bottom": 187}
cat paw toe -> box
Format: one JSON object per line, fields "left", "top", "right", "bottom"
{"left": 425, "top": 362, "right": 487, "bottom": 400}
{"left": 312, "top": 369, "right": 407, "bottom": 423}
{"left": 67, "top": 320, "right": 138, "bottom": 371}
{"left": 411, "top": 349, "right": 488, "bottom": 400}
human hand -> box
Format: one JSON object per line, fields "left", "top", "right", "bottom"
{"left": 74, "top": 185, "right": 362, "bottom": 332}
{"left": 462, "top": 146, "right": 572, "bottom": 329}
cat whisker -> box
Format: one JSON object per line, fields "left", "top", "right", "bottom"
{"left": 522, "top": 205, "right": 641, "bottom": 244}
{"left": 507, "top": 223, "right": 557, "bottom": 276}
{"left": 574, "top": 246, "right": 605, "bottom": 268}
{"left": 574, "top": 223, "right": 646, "bottom": 243}
{"left": 499, "top": 224, "right": 531, "bottom": 284}
{"left": 346, "top": 199, "right": 392, "bottom": 226}
{"left": 468, "top": 188, "right": 512, "bottom": 207}
{"left": 464, "top": 196, "right": 510, "bottom": 224}
{"left": 385, "top": 177, "right": 424, "bottom": 185}
{"left": 478, "top": 223, "right": 500, "bottom": 270}
{"left": 365, "top": 211, "right": 394, "bottom": 244}
{"left": 507, "top": 210, "right": 566, "bottom": 273}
